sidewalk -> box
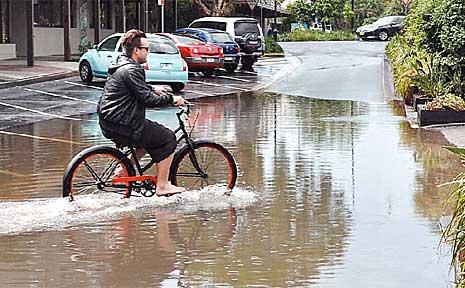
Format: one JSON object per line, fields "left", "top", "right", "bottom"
{"left": 0, "top": 56, "right": 79, "bottom": 89}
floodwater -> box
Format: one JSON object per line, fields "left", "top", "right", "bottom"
{"left": 0, "top": 92, "right": 460, "bottom": 287}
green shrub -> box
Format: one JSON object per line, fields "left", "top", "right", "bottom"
{"left": 277, "top": 30, "right": 356, "bottom": 42}
{"left": 264, "top": 37, "right": 284, "bottom": 55}
{"left": 425, "top": 93, "right": 465, "bottom": 111}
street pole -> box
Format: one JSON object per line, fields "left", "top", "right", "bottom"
{"left": 26, "top": 0, "right": 33, "bottom": 66}
{"left": 145, "top": 0, "right": 148, "bottom": 31}
{"left": 351, "top": 0, "right": 354, "bottom": 30}
{"left": 64, "top": 0, "right": 71, "bottom": 61}
{"left": 175, "top": 0, "right": 177, "bottom": 30}
{"left": 161, "top": 6, "right": 164, "bottom": 32}
{"left": 273, "top": 0, "right": 277, "bottom": 41}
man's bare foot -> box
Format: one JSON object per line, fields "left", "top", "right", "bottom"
{"left": 156, "top": 183, "right": 186, "bottom": 197}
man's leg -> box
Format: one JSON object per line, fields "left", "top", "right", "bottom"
{"left": 156, "top": 153, "right": 186, "bottom": 196}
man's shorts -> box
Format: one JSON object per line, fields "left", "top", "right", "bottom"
{"left": 102, "top": 119, "right": 177, "bottom": 163}
{"left": 137, "top": 119, "right": 177, "bottom": 163}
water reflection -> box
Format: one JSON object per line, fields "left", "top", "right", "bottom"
{"left": 0, "top": 92, "right": 457, "bottom": 286}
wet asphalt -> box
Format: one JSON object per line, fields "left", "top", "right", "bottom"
{"left": 0, "top": 57, "right": 291, "bottom": 130}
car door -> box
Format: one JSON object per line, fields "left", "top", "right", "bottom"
{"left": 94, "top": 36, "right": 121, "bottom": 76}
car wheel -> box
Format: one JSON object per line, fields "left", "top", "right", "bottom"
{"left": 202, "top": 69, "right": 215, "bottom": 78}
{"left": 79, "top": 61, "right": 93, "bottom": 83}
{"left": 170, "top": 83, "right": 185, "bottom": 92}
{"left": 378, "top": 30, "right": 389, "bottom": 41}
{"left": 224, "top": 64, "right": 237, "bottom": 73}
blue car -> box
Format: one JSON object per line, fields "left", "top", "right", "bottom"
{"left": 174, "top": 28, "right": 240, "bottom": 73}
{"left": 78, "top": 33, "right": 188, "bottom": 91}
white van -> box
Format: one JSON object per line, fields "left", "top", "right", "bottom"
{"left": 189, "top": 17, "right": 265, "bottom": 69}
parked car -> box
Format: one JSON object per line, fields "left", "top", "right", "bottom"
{"left": 175, "top": 28, "right": 240, "bottom": 73}
{"left": 78, "top": 33, "right": 188, "bottom": 91}
{"left": 157, "top": 33, "right": 224, "bottom": 77}
{"left": 356, "top": 16, "right": 406, "bottom": 41}
{"left": 189, "top": 17, "right": 265, "bottom": 70}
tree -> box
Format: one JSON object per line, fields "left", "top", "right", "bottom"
{"left": 193, "top": 0, "right": 235, "bottom": 16}
{"left": 287, "top": 0, "right": 313, "bottom": 24}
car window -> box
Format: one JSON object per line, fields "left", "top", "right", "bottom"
{"left": 234, "top": 21, "right": 260, "bottom": 36}
{"left": 148, "top": 37, "right": 178, "bottom": 54}
{"left": 373, "top": 17, "right": 395, "bottom": 26}
{"left": 208, "top": 32, "right": 234, "bottom": 43}
{"left": 175, "top": 35, "right": 203, "bottom": 44}
{"left": 99, "top": 36, "right": 120, "bottom": 51}
{"left": 190, "top": 21, "right": 226, "bottom": 31}
{"left": 392, "top": 17, "right": 405, "bottom": 25}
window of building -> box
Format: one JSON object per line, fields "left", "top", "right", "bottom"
{"left": 33, "top": 0, "right": 77, "bottom": 28}
{"left": 90, "top": 0, "right": 112, "bottom": 29}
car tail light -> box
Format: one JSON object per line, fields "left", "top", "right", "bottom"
{"left": 219, "top": 47, "right": 223, "bottom": 54}
{"left": 182, "top": 60, "right": 187, "bottom": 71}
{"left": 236, "top": 47, "right": 240, "bottom": 53}
{"left": 142, "top": 62, "right": 149, "bottom": 70}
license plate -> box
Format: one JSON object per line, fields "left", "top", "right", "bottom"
{"left": 205, "top": 58, "right": 215, "bottom": 63}
{"left": 359, "top": 32, "right": 365, "bottom": 36}
{"left": 224, "top": 57, "right": 234, "bottom": 61}
{"left": 249, "top": 40, "right": 258, "bottom": 44}
{"left": 160, "top": 63, "right": 172, "bottom": 70}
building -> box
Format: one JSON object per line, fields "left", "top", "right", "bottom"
{"left": 0, "top": 0, "right": 287, "bottom": 65}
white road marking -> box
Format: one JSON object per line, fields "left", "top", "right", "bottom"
{"left": 0, "top": 100, "right": 96, "bottom": 122}
{"left": 240, "top": 70, "right": 272, "bottom": 77}
{"left": 64, "top": 81, "right": 104, "bottom": 90}
{"left": 24, "top": 88, "right": 98, "bottom": 104}
{"left": 183, "top": 90, "right": 214, "bottom": 97}
{"left": 188, "top": 80, "right": 249, "bottom": 91}
{"left": 216, "top": 75, "right": 266, "bottom": 84}
{"left": 0, "top": 130, "right": 86, "bottom": 145}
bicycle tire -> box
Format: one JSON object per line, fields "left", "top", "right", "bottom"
{"left": 169, "top": 140, "right": 237, "bottom": 191}
{"left": 63, "top": 145, "right": 136, "bottom": 201}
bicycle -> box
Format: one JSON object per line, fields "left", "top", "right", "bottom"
{"left": 62, "top": 103, "right": 238, "bottom": 201}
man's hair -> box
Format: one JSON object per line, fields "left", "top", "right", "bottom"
{"left": 121, "top": 29, "right": 147, "bottom": 57}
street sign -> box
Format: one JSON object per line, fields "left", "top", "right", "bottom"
{"left": 158, "top": 0, "right": 165, "bottom": 5}
{"left": 247, "top": 0, "right": 258, "bottom": 10}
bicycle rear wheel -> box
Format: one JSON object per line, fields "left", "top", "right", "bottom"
{"left": 170, "top": 140, "right": 237, "bottom": 191}
{"left": 63, "top": 145, "right": 135, "bottom": 201}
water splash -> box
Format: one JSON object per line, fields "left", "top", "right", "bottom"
{"left": 0, "top": 186, "right": 257, "bottom": 235}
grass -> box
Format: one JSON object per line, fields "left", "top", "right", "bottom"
{"left": 277, "top": 30, "right": 357, "bottom": 42}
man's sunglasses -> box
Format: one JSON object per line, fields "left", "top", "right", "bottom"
{"left": 138, "top": 46, "right": 149, "bottom": 52}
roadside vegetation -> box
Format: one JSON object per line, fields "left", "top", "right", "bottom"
{"left": 277, "top": 30, "right": 356, "bottom": 42}
{"left": 283, "top": 0, "right": 403, "bottom": 40}
{"left": 385, "top": 0, "right": 465, "bottom": 111}
{"left": 387, "top": 0, "right": 465, "bottom": 285}
{"left": 264, "top": 37, "right": 284, "bottom": 56}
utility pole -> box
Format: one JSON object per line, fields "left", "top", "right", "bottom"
{"left": 64, "top": 0, "right": 71, "bottom": 61}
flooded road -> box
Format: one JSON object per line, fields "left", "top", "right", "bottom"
{"left": 0, "top": 41, "right": 460, "bottom": 287}
{"left": 0, "top": 92, "right": 459, "bottom": 287}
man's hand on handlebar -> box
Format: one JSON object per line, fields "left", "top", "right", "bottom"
{"left": 173, "top": 95, "right": 186, "bottom": 106}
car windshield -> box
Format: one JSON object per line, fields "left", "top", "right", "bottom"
{"left": 190, "top": 21, "right": 226, "bottom": 31}
{"left": 175, "top": 35, "right": 203, "bottom": 45}
{"left": 148, "top": 37, "right": 178, "bottom": 54}
{"left": 208, "top": 32, "right": 234, "bottom": 43}
{"left": 372, "top": 17, "right": 396, "bottom": 26}
{"left": 234, "top": 21, "right": 260, "bottom": 36}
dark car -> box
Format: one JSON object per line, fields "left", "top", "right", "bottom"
{"left": 175, "top": 28, "right": 240, "bottom": 73}
{"left": 356, "top": 16, "right": 406, "bottom": 41}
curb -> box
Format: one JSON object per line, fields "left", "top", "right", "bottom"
{"left": 0, "top": 70, "right": 78, "bottom": 90}
{"left": 252, "top": 53, "right": 301, "bottom": 92}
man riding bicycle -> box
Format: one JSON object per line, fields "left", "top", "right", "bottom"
{"left": 97, "top": 29, "right": 186, "bottom": 197}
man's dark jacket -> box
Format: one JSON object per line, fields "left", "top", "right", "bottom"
{"left": 97, "top": 55, "right": 173, "bottom": 142}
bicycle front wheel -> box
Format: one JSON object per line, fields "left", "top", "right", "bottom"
{"left": 63, "top": 145, "right": 135, "bottom": 201}
{"left": 170, "top": 140, "right": 237, "bottom": 191}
